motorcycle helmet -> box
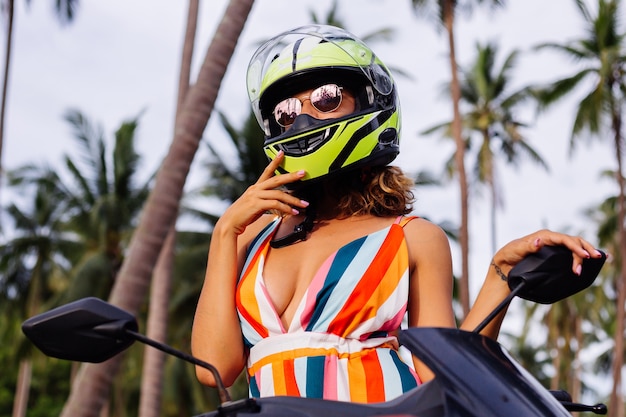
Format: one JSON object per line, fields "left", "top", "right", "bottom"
{"left": 246, "top": 24, "right": 401, "bottom": 185}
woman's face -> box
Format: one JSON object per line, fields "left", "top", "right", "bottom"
{"left": 272, "top": 83, "right": 356, "bottom": 131}
{"left": 293, "top": 87, "right": 355, "bottom": 121}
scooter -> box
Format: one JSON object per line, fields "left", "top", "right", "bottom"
{"left": 22, "top": 245, "right": 609, "bottom": 416}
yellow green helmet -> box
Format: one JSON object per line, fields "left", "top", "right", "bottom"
{"left": 246, "top": 25, "right": 400, "bottom": 184}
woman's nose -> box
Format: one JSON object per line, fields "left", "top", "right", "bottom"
{"left": 299, "top": 97, "right": 316, "bottom": 116}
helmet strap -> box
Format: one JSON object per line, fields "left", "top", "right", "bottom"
{"left": 270, "top": 204, "right": 317, "bottom": 248}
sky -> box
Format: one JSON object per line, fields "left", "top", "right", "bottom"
{"left": 3, "top": 0, "right": 621, "bottom": 399}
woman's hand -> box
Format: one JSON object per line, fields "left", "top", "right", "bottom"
{"left": 462, "top": 229, "right": 604, "bottom": 338}
{"left": 217, "top": 151, "right": 310, "bottom": 236}
{"left": 193, "top": 151, "right": 310, "bottom": 386}
{"left": 492, "top": 229, "right": 604, "bottom": 278}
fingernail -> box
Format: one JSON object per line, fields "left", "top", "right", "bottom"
{"left": 582, "top": 250, "right": 591, "bottom": 258}
{"left": 297, "top": 170, "right": 306, "bottom": 176}
{"left": 594, "top": 250, "right": 603, "bottom": 257}
{"left": 575, "top": 264, "right": 582, "bottom": 276}
{"left": 300, "top": 200, "right": 310, "bottom": 207}
{"left": 292, "top": 208, "right": 299, "bottom": 215}
{"left": 534, "top": 238, "right": 541, "bottom": 248}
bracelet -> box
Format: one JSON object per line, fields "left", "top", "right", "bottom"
{"left": 491, "top": 261, "right": 508, "bottom": 282}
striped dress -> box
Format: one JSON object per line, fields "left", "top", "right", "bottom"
{"left": 235, "top": 216, "right": 420, "bottom": 403}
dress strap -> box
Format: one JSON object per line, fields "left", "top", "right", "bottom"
{"left": 395, "top": 215, "right": 419, "bottom": 227}
{"left": 240, "top": 216, "right": 282, "bottom": 277}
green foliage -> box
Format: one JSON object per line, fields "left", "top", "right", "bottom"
{"left": 0, "top": 331, "right": 19, "bottom": 416}
{"left": 534, "top": 0, "right": 626, "bottom": 148}
{"left": 26, "top": 357, "right": 73, "bottom": 417}
{"left": 0, "top": 108, "right": 153, "bottom": 416}
{"left": 197, "top": 110, "right": 267, "bottom": 203}
{"left": 0, "top": 354, "right": 74, "bottom": 417}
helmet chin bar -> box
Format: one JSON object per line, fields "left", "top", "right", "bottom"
{"left": 273, "top": 124, "right": 339, "bottom": 156}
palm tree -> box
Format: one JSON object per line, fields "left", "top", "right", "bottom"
{"left": 586, "top": 185, "right": 626, "bottom": 405}
{"left": 4, "top": 108, "right": 152, "bottom": 416}
{"left": 162, "top": 228, "right": 223, "bottom": 415}
{"left": 533, "top": 1, "right": 626, "bottom": 414}
{"left": 0, "top": 173, "right": 82, "bottom": 417}
{"left": 39, "top": 109, "right": 151, "bottom": 303}
{"left": 461, "top": 42, "right": 548, "bottom": 252}
{"left": 138, "top": 1, "right": 199, "bottom": 416}
{"left": 59, "top": 1, "right": 255, "bottom": 416}
{"left": 6, "top": 108, "right": 152, "bottom": 411}
{"left": 410, "top": 0, "right": 506, "bottom": 317}
{"left": 423, "top": 42, "right": 549, "bottom": 253}
{"left": 0, "top": 0, "right": 79, "bottom": 198}
{"left": 503, "top": 301, "right": 553, "bottom": 387}
{"left": 197, "top": 111, "right": 267, "bottom": 203}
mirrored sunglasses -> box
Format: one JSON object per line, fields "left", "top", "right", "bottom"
{"left": 273, "top": 84, "right": 343, "bottom": 128}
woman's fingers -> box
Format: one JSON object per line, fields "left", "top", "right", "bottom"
{"left": 257, "top": 150, "right": 284, "bottom": 181}
{"left": 245, "top": 187, "right": 309, "bottom": 215}
{"left": 532, "top": 231, "right": 604, "bottom": 275}
{"left": 220, "top": 150, "right": 311, "bottom": 235}
{"left": 256, "top": 151, "right": 307, "bottom": 190}
{"left": 220, "top": 169, "right": 309, "bottom": 235}
{"left": 498, "top": 230, "right": 604, "bottom": 276}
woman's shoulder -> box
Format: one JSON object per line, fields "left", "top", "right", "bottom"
{"left": 402, "top": 216, "right": 451, "bottom": 249}
{"left": 402, "top": 215, "right": 444, "bottom": 231}
{"left": 401, "top": 216, "right": 452, "bottom": 273}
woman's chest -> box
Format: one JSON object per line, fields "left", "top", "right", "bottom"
{"left": 260, "top": 217, "right": 399, "bottom": 327}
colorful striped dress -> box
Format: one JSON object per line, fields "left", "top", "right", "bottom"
{"left": 235, "top": 215, "right": 420, "bottom": 403}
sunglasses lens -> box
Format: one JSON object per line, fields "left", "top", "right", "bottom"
{"left": 311, "top": 84, "right": 342, "bottom": 112}
{"left": 274, "top": 98, "right": 302, "bottom": 127}
{"left": 272, "top": 84, "right": 343, "bottom": 128}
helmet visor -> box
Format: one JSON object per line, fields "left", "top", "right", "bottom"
{"left": 246, "top": 24, "right": 394, "bottom": 133}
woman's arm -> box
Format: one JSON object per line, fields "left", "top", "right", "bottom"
{"left": 406, "top": 219, "right": 457, "bottom": 382}
{"left": 191, "top": 152, "right": 309, "bottom": 386}
{"left": 406, "top": 223, "right": 602, "bottom": 382}
{"left": 192, "top": 221, "right": 249, "bottom": 387}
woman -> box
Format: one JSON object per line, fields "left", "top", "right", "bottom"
{"left": 191, "top": 24, "right": 602, "bottom": 403}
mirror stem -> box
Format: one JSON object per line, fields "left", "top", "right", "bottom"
{"left": 472, "top": 284, "right": 525, "bottom": 334}
{"left": 124, "top": 329, "right": 232, "bottom": 404}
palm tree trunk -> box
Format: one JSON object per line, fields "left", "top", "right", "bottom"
{"left": 60, "top": 1, "right": 255, "bottom": 416}
{"left": 482, "top": 130, "right": 497, "bottom": 255}
{"left": 572, "top": 314, "right": 582, "bottom": 403}
{"left": 489, "top": 183, "right": 497, "bottom": 255}
{"left": 443, "top": 0, "right": 470, "bottom": 316}
{"left": 138, "top": 229, "right": 175, "bottom": 417}
{"left": 0, "top": 0, "right": 14, "bottom": 189}
{"left": 11, "top": 359, "right": 31, "bottom": 417}
{"left": 138, "top": 1, "right": 198, "bottom": 415}
{"left": 609, "top": 110, "right": 625, "bottom": 417}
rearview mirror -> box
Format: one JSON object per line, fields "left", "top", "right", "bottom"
{"left": 508, "top": 246, "right": 606, "bottom": 304}
{"left": 22, "top": 297, "right": 137, "bottom": 362}
{"left": 473, "top": 245, "right": 606, "bottom": 333}
{"left": 22, "top": 296, "right": 233, "bottom": 403}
